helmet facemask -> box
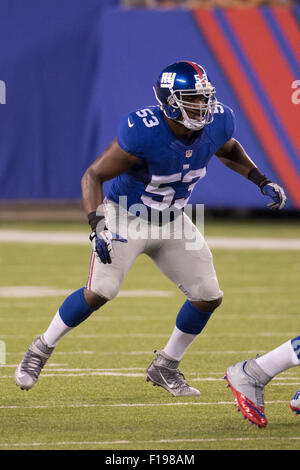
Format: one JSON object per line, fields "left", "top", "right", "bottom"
{"left": 167, "top": 82, "right": 217, "bottom": 131}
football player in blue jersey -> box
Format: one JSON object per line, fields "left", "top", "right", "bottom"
{"left": 15, "top": 61, "right": 287, "bottom": 396}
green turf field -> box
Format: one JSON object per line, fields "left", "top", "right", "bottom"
{"left": 0, "top": 218, "right": 300, "bottom": 450}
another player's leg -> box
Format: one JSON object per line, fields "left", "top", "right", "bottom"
{"left": 146, "top": 213, "right": 223, "bottom": 396}
{"left": 289, "top": 336, "right": 300, "bottom": 415}
{"left": 225, "top": 335, "right": 300, "bottom": 426}
{"left": 225, "top": 359, "right": 271, "bottom": 428}
{"left": 15, "top": 288, "right": 106, "bottom": 390}
{"left": 290, "top": 389, "right": 300, "bottom": 415}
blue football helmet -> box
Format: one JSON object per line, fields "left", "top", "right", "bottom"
{"left": 154, "top": 61, "right": 217, "bottom": 131}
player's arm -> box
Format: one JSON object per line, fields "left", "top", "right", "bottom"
{"left": 215, "top": 138, "right": 257, "bottom": 176}
{"left": 81, "top": 138, "right": 140, "bottom": 264}
{"left": 215, "top": 138, "right": 287, "bottom": 210}
{"left": 81, "top": 138, "right": 140, "bottom": 219}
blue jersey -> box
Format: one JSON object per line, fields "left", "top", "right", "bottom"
{"left": 108, "top": 103, "right": 235, "bottom": 214}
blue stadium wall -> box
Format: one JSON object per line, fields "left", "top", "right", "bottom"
{"left": 0, "top": 1, "right": 300, "bottom": 209}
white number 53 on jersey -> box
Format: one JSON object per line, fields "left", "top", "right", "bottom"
{"left": 136, "top": 108, "right": 160, "bottom": 128}
{"left": 141, "top": 169, "right": 206, "bottom": 211}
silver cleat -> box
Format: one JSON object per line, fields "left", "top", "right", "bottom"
{"left": 15, "top": 336, "right": 54, "bottom": 390}
{"left": 146, "top": 350, "right": 200, "bottom": 397}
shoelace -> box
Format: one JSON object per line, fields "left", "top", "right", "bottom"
{"left": 21, "top": 351, "right": 47, "bottom": 379}
{"left": 253, "top": 382, "right": 265, "bottom": 408}
{"left": 244, "top": 360, "right": 265, "bottom": 408}
{"left": 162, "top": 367, "right": 190, "bottom": 391}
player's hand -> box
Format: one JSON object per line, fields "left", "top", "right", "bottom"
{"left": 89, "top": 229, "right": 128, "bottom": 264}
{"left": 261, "top": 182, "right": 287, "bottom": 210}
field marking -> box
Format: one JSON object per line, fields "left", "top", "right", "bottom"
{"left": 0, "top": 230, "right": 88, "bottom": 245}
{"left": 1, "top": 364, "right": 298, "bottom": 378}
{"left": 0, "top": 372, "right": 146, "bottom": 378}
{"left": 4, "top": 350, "right": 270, "bottom": 358}
{"left": 99, "top": 350, "right": 270, "bottom": 355}
{"left": 5, "top": 351, "right": 95, "bottom": 356}
{"left": 207, "top": 236, "right": 300, "bottom": 250}
{"left": 0, "top": 313, "right": 298, "bottom": 322}
{"left": 72, "top": 332, "right": 300, "bottom": 338}
{"left": 0, "top": 400, "right": 291, "bottom": 410}
{"left": 1, "top": 333, "right": 297, "bottom": 340}
{"left": 28, "top": 332, "right": 294, "bottom": 339}
{"left": 3, "top": 435, "right": 300, "bottom": 448}
{"left": 1, "top": 436, "right": 300, "bottom": 448}
{"left": 1, "top": 367, "right": 298, "bottom": 385}
{"left": 0, "top": 229, "right": 300, "bottom": 250}
{"left": 2, "top": 365, "right": 298, "bottom": 379}
{"left": 0, "top": 287, "right": 173, "bottom": 298}
{"left": 1, "top": 437, "right": 300, "bottom": 450}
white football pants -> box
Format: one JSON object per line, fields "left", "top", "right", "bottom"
{"left": 86, "top": 200, "right": 223, "bottom": 302}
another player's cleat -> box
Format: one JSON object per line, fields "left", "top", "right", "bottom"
{"left": 15, "top": 336, "right": 54, "bottom": 390}
{"left": 225, "top": 359, "right": 270, "bottom": 428}
{"left": 146, "top": 350, "right": 200, "bottom": 397}
{"left": 290, "top": 389, "right": 300, "bottom": 415}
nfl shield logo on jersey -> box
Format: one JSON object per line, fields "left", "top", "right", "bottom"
{"left": 185, "top": 150, "right": 193, "bottom": 158}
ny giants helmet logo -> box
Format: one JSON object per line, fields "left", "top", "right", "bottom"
{"left": 160, "top": 73, "right": 206, "bottom": 89}
{"left": 160, "top": 72, "right": 176, "bottom": 88}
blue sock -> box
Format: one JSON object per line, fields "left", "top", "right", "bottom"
{"left": 176, "top": 300, "right": 213, "bottom": 335}
{"left": 59, "top": 288, "right": 95, "bottom": 327}
{"left": 291, "top": 336, "right": 300, "bottom": 362}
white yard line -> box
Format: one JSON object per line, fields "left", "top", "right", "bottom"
{"left": 0, "top": 367, "right": 298, "bottom": 385}
{"left": 1, "top": 332, "right": 297, "bottom": 339}
{"left": 0, "top": 229, "right": 299, "bottom": 250}
{"left": 206, "top": 236, "right": 300, "bottom": 250}
{"left": 0, "top": 400, "right": 291, "bottom": 410}
{"left": 68, "top": 332, "right": 300, "bottom": 338}
{"left": 0, "top": 286, "right": 174, "bottom": 298}
{"left": 2, "top": 436, "right": 299, "bottom": 448}
{"left": 2, "top": 364, "right": 298, "bottom": 378}
{"left": 2, "top": 365, "right": 298, "bottom": 379}
{"left": 0, "top": 350, "right": 286, "bottom": 357}
{"left": 0, "top": 230, "right": 87, "bottom": 245}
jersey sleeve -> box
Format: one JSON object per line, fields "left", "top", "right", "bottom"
{"left": 224, "top": 105, "right": 236, "bottom": 141}
{"left": 117, "top": 112, "right": 145, "bottom": 159}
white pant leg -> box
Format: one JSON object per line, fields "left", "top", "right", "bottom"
{"left": 148, "top": 212, "right": 223, "bottom": 302}
{"left": 86, "top": 201, "right": 147, "bottom": 300}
